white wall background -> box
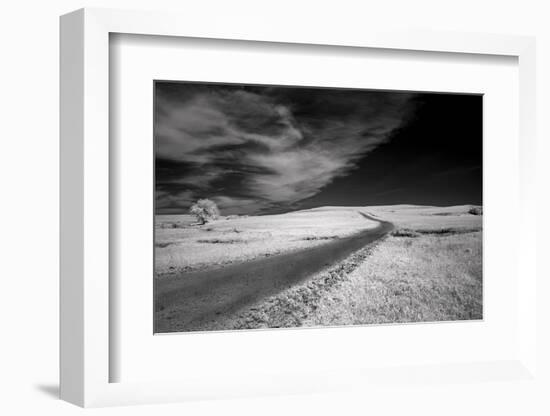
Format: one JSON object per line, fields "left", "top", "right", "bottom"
{"left": 0, "top": 0, "right": 548, "bottom": 414}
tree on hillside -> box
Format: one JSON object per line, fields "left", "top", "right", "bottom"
{"left": 189, "top": 199, "right": 220, "bottom": 224}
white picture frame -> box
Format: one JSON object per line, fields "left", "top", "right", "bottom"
{"left": 60, "top": 7, "right": 538, "bottom": 407}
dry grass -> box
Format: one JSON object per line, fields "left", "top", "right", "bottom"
{"left": 155, "top": 209, "right": 377, "bottom": 275}
{"left": 365, "top": 204, "right": 482, "bottom": 231}
{"left": 196, "top": 238, "right": 244, "bottom": 244}
{"left": 391, "top": 228, "right": 421, "bottom": 238}
{"left": 196, "top": 205, "right": 483, "bottom": 330}
{"left": 301, "top": 235, "right": 339, "bottom": 241}
{"left": 155, "top": 204, "right": 482, "bottom": 330}
{"left": 207, "top": 230, "right": 482, "bottom": 330}
{"left": 302, "top": 231, "right": 482, "bottom": 326}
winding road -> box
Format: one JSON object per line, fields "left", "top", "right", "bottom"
{"left": 155, "top": 212, "right": 393, "bottom": 332}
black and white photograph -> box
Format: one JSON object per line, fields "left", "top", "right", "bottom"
{"left": 3, "top": 0, "right": 546, "bottom": 411}
{"left": 154, "top": 81, "right": 483, "bottom": 333}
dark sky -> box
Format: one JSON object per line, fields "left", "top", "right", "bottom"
{"left": 155, "top": 81, "right": 482, "bottom": 215}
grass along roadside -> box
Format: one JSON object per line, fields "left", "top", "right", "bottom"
{"left": 211, "top": 229, "right": 482, "bottom": 330}
{"left": 303, "top": 230, "right": 482, "bottom": 326}
{"left": 196, "top": 235, "right": 389, "bottom": 331}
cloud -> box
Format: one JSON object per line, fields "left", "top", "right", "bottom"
{"left": 155, "top": 190, "right": 195, "bottom": 214}
{"left": 155, "top": 83, "right": 417, "bottom": 214}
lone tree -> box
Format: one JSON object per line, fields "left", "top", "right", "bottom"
{"left": 189, "top": 199, "right": 220, "bottom": 224}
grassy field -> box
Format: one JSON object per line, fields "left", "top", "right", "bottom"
{"left": 155, "top": 209, "right": 377, "bottom": 275}
{"left": 155, "top": 204, "right": 482, "bottom": 331}
{"left": 365, "top": 204, "right": 482, "bottom": 231}
{"left": 184, "top": 205, "right": 482, "bottom": 330}
{"left": 302, "top": 231, "right": 482, "bottom": 326}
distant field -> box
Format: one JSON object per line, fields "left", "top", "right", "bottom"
{"left": 155, "top": 208, "right": 377, "bottom": 275}
{"left": 365, "top": 204, "right": 482, "bottom": 231}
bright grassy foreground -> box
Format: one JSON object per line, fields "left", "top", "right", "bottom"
{"left": 302, "top": 231, "right": 482, "bottom": 326}
{"left": 155, "top": 208, "right": 378, "bottom": 275}
{"left": 185, "top": 204, "right": 483, "bottom": 330}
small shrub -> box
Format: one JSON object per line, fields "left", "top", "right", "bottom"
{"left": 415, "top": 227, "right": 481, "bottom": 235}
{"left": 155, "top": 242, "right": 174, "bottom": 248}
{"left": 468, "top": 206, "right": 483, "bottom": 215}
{"left": 197, "top": 238, "right": 241, "bottom": 244}
{"left": 423, "top": 227, "right": 454, "bottom": 235}
{"left": 302, "top": 235, "right": 339, "bottom": 241}
{"left": 391, "top": 228, "right": 420, "bottom": 238}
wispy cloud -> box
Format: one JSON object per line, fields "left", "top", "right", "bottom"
{"left": 155, "top": 83, "right": 417, "bottom": 214}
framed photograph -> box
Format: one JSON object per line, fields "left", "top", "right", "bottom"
{"left": 60, "top": 8, "right": 538, "bottom": 407}
{"left": 152, "top": 81, "right": 483, "bottom": 334}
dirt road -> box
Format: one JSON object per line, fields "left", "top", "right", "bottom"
{"left": 155, "top": 212, "right": 393, "bottom": 332}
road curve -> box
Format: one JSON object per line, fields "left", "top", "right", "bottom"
{"left": 155, "top": 212, "right": 394, "bottom": 333}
